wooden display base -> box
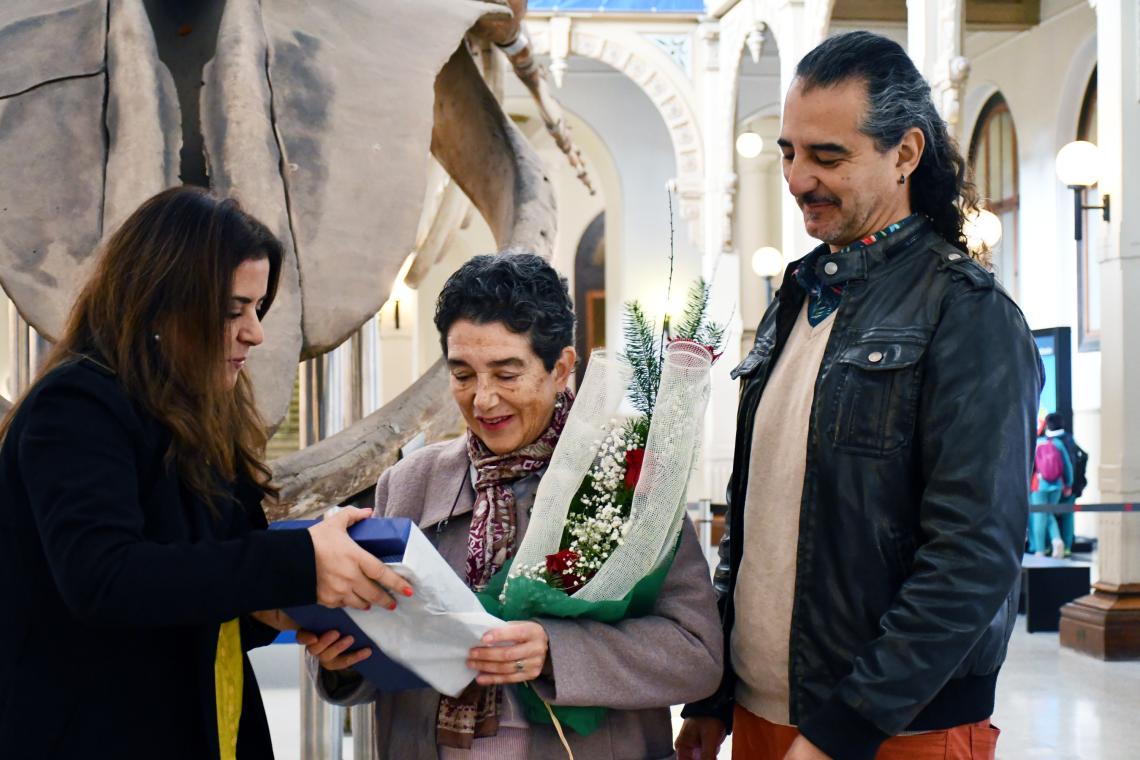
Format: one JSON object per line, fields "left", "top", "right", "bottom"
{"left": 1059, "top": 582, "right": 1140, "bottom": 660}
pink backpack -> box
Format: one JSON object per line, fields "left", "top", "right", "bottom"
{"left": 1035, "top": 440, "right": 1064, "bottom": 483}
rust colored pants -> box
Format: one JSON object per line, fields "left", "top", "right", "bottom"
{"left": 731, "top": 706, "right": 999, "bottom": 760}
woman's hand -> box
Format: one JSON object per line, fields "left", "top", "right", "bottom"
{"left": 467, "top": 621, "right": 549, "bottom": 685}
{"left": 307, "top": 507, "right": 414, "bottom": 610}
{"left": 674, "top": 717, "right": 727, "bottom": 759}
{"left": 249, "top": 609, "right": 298, "bottom": 632}
{"left": 297, "top": 629, "right": 373, "bottom": 672}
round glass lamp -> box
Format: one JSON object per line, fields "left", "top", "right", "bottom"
{"left": 1055, "top": 140, "right": 1101, "bottom": 188}
{"left": 751, "top": 246, "right": 784, "bottom": 278}
{"left": 963, "top": 209, "right": 1003, "bottom": 253}
{"left": 735, "top": 132, "right": 764, "bottom": 159}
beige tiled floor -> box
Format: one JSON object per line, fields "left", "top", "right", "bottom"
{"left": 251, "top": 622, "right": 1140, "bottom": 759}
{"left": 991, "top": 625, "right": 1140, "bottom": 759}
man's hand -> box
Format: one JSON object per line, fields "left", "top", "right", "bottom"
{"left": 674, "top": 717, "right": 726, "bottom": 760}
{"left": 783, "top": 736, "right": 831, "bottom": 760}
{"left": 297, "top": 629, "right": 373, "bottom": 671}
{"left": 467, "top": 621, "right": 549, "bottom": 685}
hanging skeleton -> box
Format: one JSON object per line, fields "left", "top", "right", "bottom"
{"left": 0, "top": 0, "right": 571, "bottom": 517}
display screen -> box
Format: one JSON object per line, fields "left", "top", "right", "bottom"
{"left": 1036, "top": 332, "right": 1057, "bottom": 421}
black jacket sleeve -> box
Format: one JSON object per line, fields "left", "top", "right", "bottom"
{"left": 798, "top": 286, "right": 1042, "bottom": 758}
{"left": 18, "top": 369, "right": 317, "bottom": 628}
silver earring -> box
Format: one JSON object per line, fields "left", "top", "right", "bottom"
{"left": 898, "top": 174, "right": 906, "bottom": 185}
{"left": 153, "top": 333, "right": 161, "bottom": 342}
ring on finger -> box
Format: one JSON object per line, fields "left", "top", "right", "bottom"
{"left": 514, "top": 659, "right": 525, "bottom": 673}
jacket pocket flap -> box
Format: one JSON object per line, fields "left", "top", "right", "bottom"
{"left": 837, "top": 341, "right": 925, "bottom": 371}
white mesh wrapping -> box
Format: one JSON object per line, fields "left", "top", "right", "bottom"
{"left": 507, "top": 341, "right": 713, "bottom": 603}
{"left": 508, "top": 350, "right": 633, "bottom": 577}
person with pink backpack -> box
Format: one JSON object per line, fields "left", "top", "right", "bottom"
{"left": 1028, "top": 415, "right": 1074, "bottom": 556}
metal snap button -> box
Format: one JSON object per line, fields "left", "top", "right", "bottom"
{"left": 867, "top": 351, "right": 884, "bottom": 363}
{"left": 947, "top": 252, "right": 962, "bottom": 261}
{"left": 823, "top": 261, "right": 839, "bottom": 275}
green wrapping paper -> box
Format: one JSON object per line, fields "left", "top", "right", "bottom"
{"left": 474, "top": 536, "right": 681, "bottom": 736}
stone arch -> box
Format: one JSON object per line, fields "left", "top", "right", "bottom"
{"left": 716, "top": 16, "right": 780, "bottom": 253}
{"left": 573, "top": 211, "right": 606, "bottom": 387}
{"left": 712, "top": 0, "right": 834, "bottom": 255}
{"left": 528, "top": 20, "right": 705, "bottom": 243}
{"left": 1053, "top": 33, "right": 1098, "bottom": 151}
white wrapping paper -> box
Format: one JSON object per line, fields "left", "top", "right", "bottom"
{"left": 343, "top": 523, "right": 504, "bottom": 697}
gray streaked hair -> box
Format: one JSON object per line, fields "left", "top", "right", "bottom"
{"left": 794, "top": 31, "right": 982, "bottom": 256}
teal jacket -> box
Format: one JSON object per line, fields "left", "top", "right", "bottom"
{"left": 1030, "top": 435, "right": 1073, "bottom": 504}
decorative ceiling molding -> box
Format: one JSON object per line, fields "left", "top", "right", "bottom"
{"left": 643, "top": 32, "right": 692, "bottom": 76}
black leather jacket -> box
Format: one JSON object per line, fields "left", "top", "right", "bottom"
{"left": 683, "top": 219, "right": 1042, "bottom": 760}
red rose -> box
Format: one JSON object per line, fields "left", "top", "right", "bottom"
{"left": 545, "top": 549, "right": 578, "bottom": 575}
{"left": 545, "top": 549, "right": 583, "bottom": 593}
{"left": 625, "top": 448, "right": 645, "bottom": 490}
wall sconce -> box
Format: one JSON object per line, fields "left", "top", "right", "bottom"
{"left": 751, "top": 246, "right": 784, "bottom": 303}
{"left": 735, "top": 132, "right": 764, "bottom": 159}
{"left": 1055, "top": 140, "right": 1110, "bottom": 241}
{"left": 653, "top": 292, "right": 685, "bottom": 338}
{"left": 386, "top": 254, "right": 416, "bottom": 330}
{"left": 751, "top": 246, "right": 783, "bottom": 277}
{"left": 963, "top": 208, "right": 1003, "bottom": 254}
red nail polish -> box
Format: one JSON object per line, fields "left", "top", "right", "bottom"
{"left": 364, "top": 604, "right": 371, "bottom": 611}
{"left": 387, "top": 601, "right": 397, "bottom": 611}
{"left": 403, "top": 587, "right": 414, "bottom": 597}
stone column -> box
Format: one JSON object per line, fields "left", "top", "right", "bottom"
{"left": 735, "top": 130, "right": 783, "bottom": 332}
{"left": 776, "top": 1, "right": 820, "bottom": 262}
{"left": 696, "top": 18, "right": 740, "bottom": 506}
{"left": 1060, "top": 0, "right": 1140, "bottom": 659}
{"left": 907, "top": 0, "right": 969, "bottom": 134}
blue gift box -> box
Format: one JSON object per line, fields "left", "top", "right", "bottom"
{"left": 270, "top": 517, "right": 428, "bottom": 692}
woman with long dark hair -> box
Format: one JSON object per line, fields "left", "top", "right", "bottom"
{"left": 0, "top": 187, "right": 411, "bottom": 759}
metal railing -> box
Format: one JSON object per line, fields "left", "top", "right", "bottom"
{"left": 1029, "top": 502, "right": 1137, "bottom": 513}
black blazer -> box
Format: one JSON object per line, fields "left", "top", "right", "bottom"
{"left": 0, "top": 356, "right": 316, "bottom": 758}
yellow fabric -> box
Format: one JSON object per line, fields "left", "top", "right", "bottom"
{"left": 214, "top": 619, "right": 243, "bottom": 760}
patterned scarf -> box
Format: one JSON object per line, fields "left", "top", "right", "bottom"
{"left": 794, "top": 214, "right": 920, "bottom": 326}
{"left": 436, "top": 390, "right": 573, "bottom": 749}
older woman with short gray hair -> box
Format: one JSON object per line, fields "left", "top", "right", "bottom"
{"left": 305, "top": 253, "right": 723, "bottom": 759}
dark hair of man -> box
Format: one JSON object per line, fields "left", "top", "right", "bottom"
{"left": 0, "top": 186, "right": 283, "bottom": 508}
{"left": 434, "top": 253, "right": 575, "bottom": 371}
{"left": 794, "top": 31, "right": 983, "bottom": 256}
{"left": 1045, "top": 413, "right": 1065, "bottom": 432}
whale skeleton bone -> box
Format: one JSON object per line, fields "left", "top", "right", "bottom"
{"left": 0, "top": 0, "right": 559, "bottom": 515}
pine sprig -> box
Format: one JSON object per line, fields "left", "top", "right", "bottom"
{"left": 697, "top": 319, "right": 727, "bottom": 353}
{"left": 674, "top": 279, "right": 711, "bottom": 341}
{"left": 619, "top": 301, "right": 660, "bottom": 417}
{"left": 673, "top": 277, "right": 727, "bottom": 356}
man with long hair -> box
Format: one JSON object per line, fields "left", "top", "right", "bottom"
{"left": 677, "top": 32, "right": 1042, "bottom": 760}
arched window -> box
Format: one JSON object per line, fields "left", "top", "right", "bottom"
{"left": 1077, "top": 67, "right": 1100, "bottom": 351}
{"left": 574, "top": 212, "right": 606, "bottom": 388}
{"left": 969, "top": 94, "right": 1019, "bottom": 295}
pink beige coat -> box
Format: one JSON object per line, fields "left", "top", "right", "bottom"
{"left": 311, "top": 436, "right": 723, "bottom": 759}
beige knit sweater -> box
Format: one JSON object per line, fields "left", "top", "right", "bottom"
{"left": 732, "top": 305, "right": 836, "bottom": 724}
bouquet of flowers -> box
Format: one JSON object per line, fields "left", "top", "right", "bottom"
{"left": 477, "top": 279, "right": 723, "bottom": 735}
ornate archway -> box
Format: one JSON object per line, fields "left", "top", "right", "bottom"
{"left": 528, "top": 19, "right": 705, "bottom": 244}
